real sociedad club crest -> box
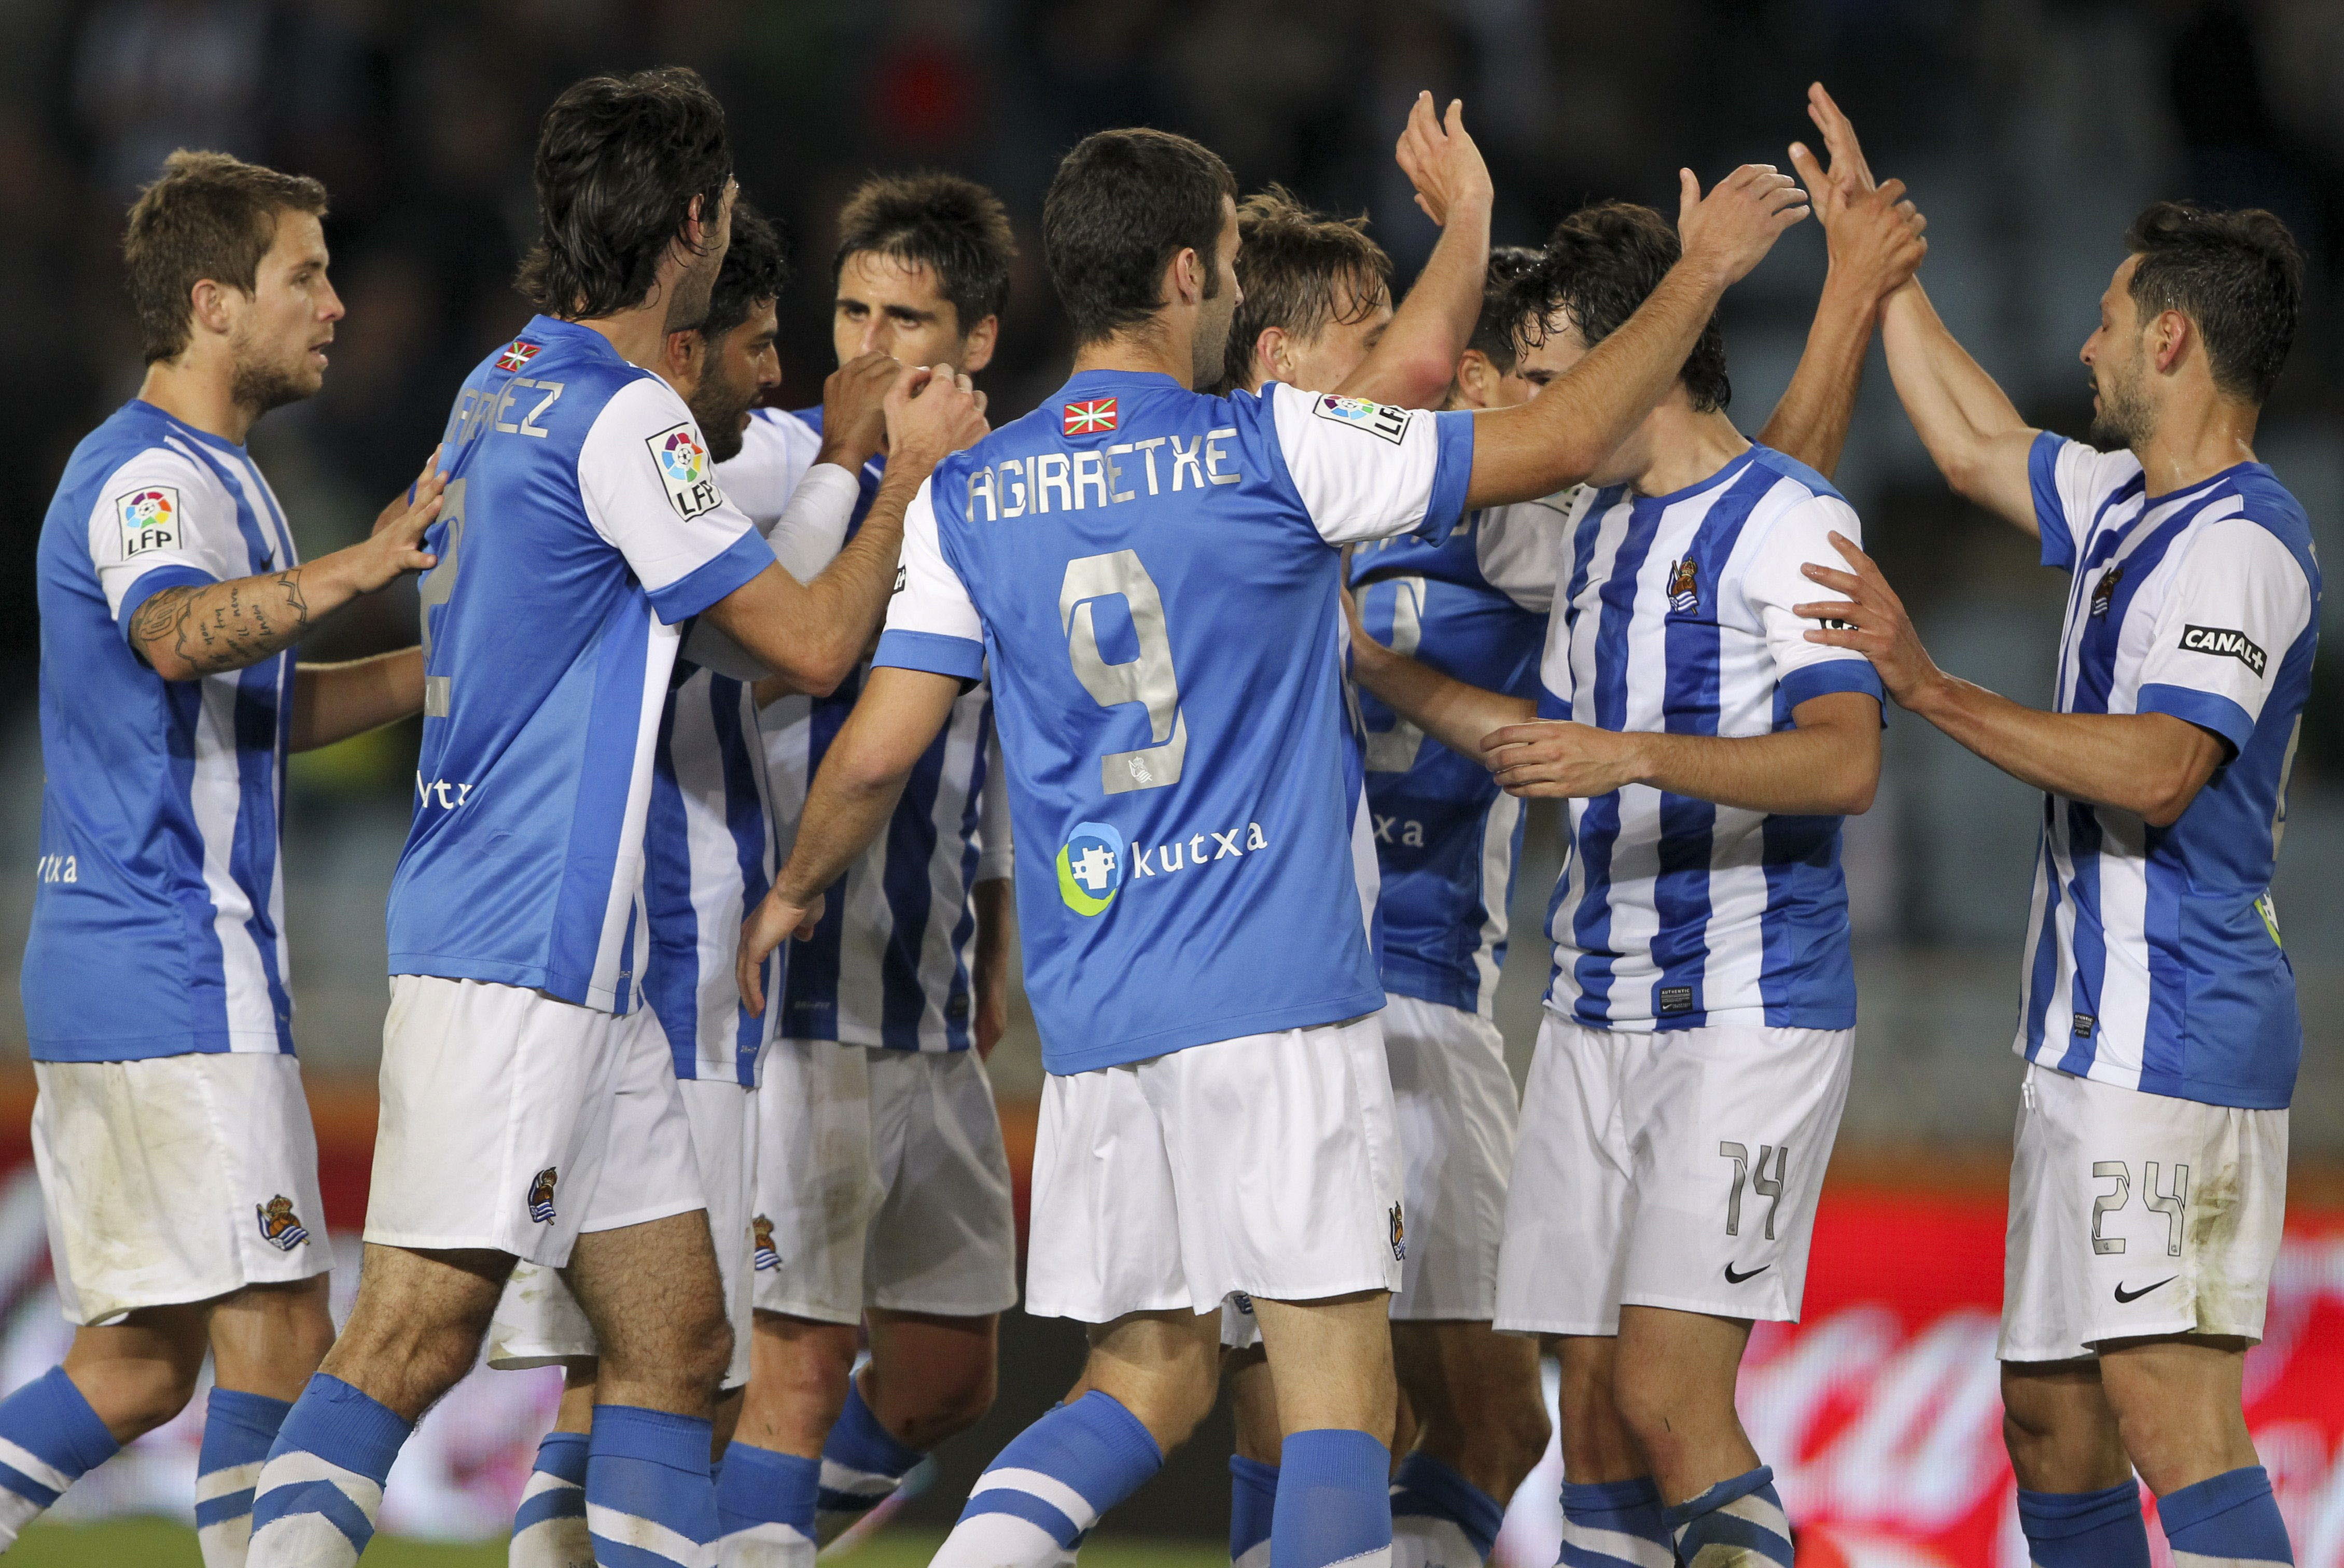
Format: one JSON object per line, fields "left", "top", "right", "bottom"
{"left": 1063, "top": 397, "right": 1117, "bottom": 436}
{"left": 255, "top": 1195, "right": 310, "bottom": 1251}
{"left": 751, "top": 1216, "right": 782, "bottom": 1272}
{"left": 527, "top": 1167, "right": 559, "bottom": 1224}
{"left": 2090, "top": 564, "right": 2122, "bottom": 618}
{"left": 1667, "top": 557, "right": 1700, "bottom": 614}
{"left": 1056, "top": 820, "right": 1126, "bottom": 917}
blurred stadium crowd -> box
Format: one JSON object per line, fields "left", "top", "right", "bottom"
{"left": 1, "top": 0, "right": 2339, "bottom": 1142}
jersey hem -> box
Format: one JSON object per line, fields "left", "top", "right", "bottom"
{"left": 1377, "top": 961, "right": 1486, "bottom": 1019}
{"left": 1778, "top": 657, "right": 1886, "bottom": 714}
{"left": 2014, "top": 1040, "right": 2293, "bottom": 1111}
{"left": 113, "top": 563, "right": 218, "bottom": 642}
{"left": 387, "top": 954, "right": 621, "bottom": 1014}
{"left": 875, "top": 628, "right": 986, "bottom": 681}
{"left": 2136, "top": 682, "right": 2255, "bottom": 756}
{"left": 1040, "top": 987, "right": 1389, "bottom": 1075}
{"left": 648, "top": 527, "right": 773, "bottom": 624}
{"left": 1543, "top": 998, "right": 1857, "bottom": 1033}
{"left": 25, "top": 1031, "right": 291, "bottom": 1063}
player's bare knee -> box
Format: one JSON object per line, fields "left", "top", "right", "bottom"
{"left": 897, "top": 1357, "right": 996, "bottom": 1450}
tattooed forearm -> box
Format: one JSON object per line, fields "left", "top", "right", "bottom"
{"left": 129, "top": 570, "right": 317, "bottom": 678}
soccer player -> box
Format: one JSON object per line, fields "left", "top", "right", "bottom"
{"left": 1793, "top": 85, "right": 2313, "bottom": 1568}
{"left": 714, "top": 172, "right": 1024, "bottom": 1568}
{"left": 738, "top": 125, "right": 1809, "bottom": 1568}
{"left": 6, "top": 150, "right": 442, "bottom": 1566}
{"left": 1348, "top": 189, "right": 1915, "bottom": 1568}
{"left": 242, "top": 70, "right": 982, "bottom": 1568}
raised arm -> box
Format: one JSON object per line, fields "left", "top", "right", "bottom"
{"left": 130, "top": 468, "right": 443, "bottom": 681}
{"left": 703, "top": 367, "right": 986, "bottom": 697}
{"left": 737, "top": 665, "right": 965, "bottom": 1013}
{"left": 1466, "top": 165, "right": 1810, "bottom": 508}
{"left": 1334, "top": 93, "right": 1493, "bottom": 410}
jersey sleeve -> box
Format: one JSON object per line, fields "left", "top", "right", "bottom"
{"left": 578, "top": 376, "right": 774, "bottom": 624}
{"left": 2028, "top": 431, "right": 2142, "bottom": 573}
{"left": 975, "top": 721, "right": 1014, "bottom": 883}
{"left": 1740, "top": 493, "right": 1887, "bottom": 712}
{"left": 1474, "top": 488, "right": 1582, "bottom": 613}
{"left": 716, "top": 411, "right": 824, "bottom": 531}
{"left": 87, "top": 447, "right": 238, "bottom": 636}
{"left": 1266, "top": 382, "right": 1474, "bottom": 545}
{"left": 873, "top": 478, "right": 985, "bottom": 682}
{"left": 2132, "top": 515, "right": 2312, "bottom": 755}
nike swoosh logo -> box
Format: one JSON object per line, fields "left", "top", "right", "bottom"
{"left": 1723, "top": 1263, "right": 1769, "bottom": 1284}
{"left": 2114, "top": 1276, "right": 2176, "bottom": 1304}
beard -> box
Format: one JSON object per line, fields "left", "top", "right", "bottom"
{"left": 1191, "top": 288, "right": 1235, "bottom": 389}
{"left": 2088, "top": 356, "right": 2153, "bottom": 449}
{"left": 691, "top": 371, "right": 755, "bottom": 464}
{"left": 230, "top": 331, "right": 320, "bottom": 416}
{"left": 664, "top": 246, "right": 723, "bottom": 335}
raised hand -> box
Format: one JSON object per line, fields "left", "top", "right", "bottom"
{"left": 818, "top": 351, "right": 903, "bottom": 470}
{"left": 1788, "top": 84, "right": 1926, "bottom": 303}
{"left": 884, "top": 363, "right": 989, "bottom": 473}
{"left": 1677, "top": 164, "right": 1810, "bottom": 289}
{"left": 1394, "top": 91, "right": 1492, "bottom": 229}
{"left": 354, "top": 454, "right": 445, "bottom": 590}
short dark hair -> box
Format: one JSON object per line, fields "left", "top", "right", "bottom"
{"left": 703, "top": 200, "right": 789, "bottom": 344}
{"left": 123, "top": 150, "right": 328, "bottom": 363}
{"left": 833, "top": 172, "right": 1015, "bottom": 335}
{"left": 1465, "top": 246, "right": 1549, "bottom": 374}
{"left": 517, "top": 67, "right": 732, "bottom": 321}
{"left": 1220, "top": 186, "right": 1394, "bottom": 390}
{"left": 1043, "top": 128, "right": 1237, "bottom": 347}
{"left": 1533, "top": 201, "right": 1729, "bottom": 413}
{"left": 2123, "top": 201, "right": 2303, "bottom": 406}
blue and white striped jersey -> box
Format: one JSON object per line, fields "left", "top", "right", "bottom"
{"left": 26, "top": 400, "right": 300, "bottom": 1061}
{"left": 878, "top": 373, "right": 1473, "bottom": 1073}
{"left": 2016, "top": 434, "right": 2318, "bottom": 1109}
{"left": 1352, "top": 491, "right": 1579, "bottom": 1016}
{"left": 758, "top": 406, "right": 1013, "bottom": 1054}
{"left": 1540, "top": 445, "right": 1881, "bottom": 1032}
{"left": 387, "top": 317, "right": 775, "bottom": 1013}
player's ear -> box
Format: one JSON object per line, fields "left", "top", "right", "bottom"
{"left": 1255, "top": 326, "right": 1287, "bottom": 386}
{"left": 1454, "top": 349, "right": 1492, "bottom": 409}
{"left": 2151, "top": 308, "right": 2191, "bottom": 376}
{"left": 958, "top": 315, "right": 999, "bottom": 376}
{"left": 1169, "top": 245, "right": 1203, "bottom": 308}
{"left": 187, "top": 277, "right": 237, "bottom": 342}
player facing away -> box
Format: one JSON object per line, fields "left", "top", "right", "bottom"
{"left": 1350, "top": 201, "right": 1916, "bottom": 1568}
{"left": 243, "top": 71, "right": 984, "bottom": 1568}
{"left": 716, "top": 173, "right": 1025, "bottom": 1568}
{"left": 481, "top": 200, "right": 805, "bottom": 1567}
{"left": 738, "top": 127, "right": 1811, "bottom": 1568}
{"left": 5, "top": 150, "right": 443, "bottom": 1567}
{"left": 1793, "top": 85, "right": 2314, "bottom": 1568}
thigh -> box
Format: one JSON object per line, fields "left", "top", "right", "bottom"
{"left": 1025, "top": 1063, "right": 1191, "bottom": 1324}
{"left": 1391, "top": 1318, "right": 1542, "bottom": 1433}
{"left": 1494, "top": 1014, "right": 1632, "bottom": 1337}
{"left": 1382, "top": 995, "right": 1517, "bottom": 1324}
{"left": 205, "top": 1275, "right": 336, "bottom": 1399}
{"left": 563, "top": 1208, "right": 723, "bottom": 1365}
{"left": 1251, "top": 1290, "right": 1396, "bottom": 1437}
{"left": 866, "top": 1052, "right": 1020, "bottom": 1318}
{"left": 1617, "top": 1024, "right": 1853, "bottom": 1324}
{"left": 680, "top": 1078, "right": 758, "bottom": 1389}
{"left": 752, "top": 1038, "right": 880, "bottom": 1325}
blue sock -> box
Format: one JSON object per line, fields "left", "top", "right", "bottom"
{"left": 196, "top": 1388, "right": 290, "bottom": 1564}
{"left": 1664, "top": 1466, "right": 1793, "bottom": 1568}
{"left": 2158, "top": 1466, "right": 2293, "bottom": 1566}
{"left": 248, "top": 1373, "right": 411, "bottom": 1567}
{"left": 1391, "top": 1451, "right": 1504, "bottom": 1567}
{"left": 936, "top": 1391, "right": 1162, "bottom": 1567}
{"left": 511, "top": 1430, "right": 590, "bottom": 1566}
{"left": 1232, "top": 1455, "right": 1279, "bottom": 1567}
{"left": 1562, "top": 1477, "right": 1672, "bottom": 1568}
{"left": 0, "top": 1366, "right": 121, "bottom": 1548}
{"left": 587, "top": 1404, "right": 719, "bottom": 1568}
{"left": 2017, "top": 1482, "right": 2150, "bottom": 1568}
{"left": 1273, "top": 1429, "right": 1393, "bottom": 1568}
{"left": 817, "top": 1377, "right": 926, "bottom": 1539}
{"left": 716, "top": 1439, "right": 818, "bottom": 1557}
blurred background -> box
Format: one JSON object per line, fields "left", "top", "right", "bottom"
{"left": 1, "top": 0, "right": 2340, "bottom": 1563}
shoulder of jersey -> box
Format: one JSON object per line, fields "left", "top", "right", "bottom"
{"left": 1748, "top": 443, "right": 1848, "bottom": 507}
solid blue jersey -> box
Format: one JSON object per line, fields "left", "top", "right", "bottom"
{"left": 1351, "top": 492, "right": 1577, "bottom": 1016}
{"left": 2016, "top": 435, "right": 2318, "bottom": 1108}
{"left": 387, "top": 317, "right": 774, "bottom": 1012}
{"left": 876, "top": 371, "right": 1472, "bottom": 1073}
{"left": 1541, "top": 445, "right": 1882, "bottom": 1032}
{"left": 24, "top": 400, "right": 299, "bottom": 1061}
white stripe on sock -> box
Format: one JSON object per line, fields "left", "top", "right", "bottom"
{"left": 1682, "top": 1545, "right": 1778, "bottom": 1568}
{"left": 2174, "top": 1552, "right": 2287, "bottom": 1568}
{"left": 1719, "top": 1490, "right": 1790, "bottom": 1544}
{"left": 1392, "top": 1516, "right": 1482, "bottom": 1568}
{"left": 197, "top": 1511, "right": 254, "bottom": 1568}
{"left": 0, "top": 1435, "right": 73, "bottom": 1496}
{"left": 0, "top": 1488, "right": 49, "bottom": 1552}
{"left": 1234, "top": 1537, "right": 1274, "bottom": 1568}
{"left": 251, "top": 1450, "right": 385, "bottom": 1517}
{"left": 511, "top": 1506, "right": 593, "bottom": 1568}
{"left": 1562, "top": 1522, "right": 1676, "bottom": 1568}
{"left": 972, "top": 1466, "right": 1100, "bottom": 1534}
{"left": 197, "top": 1459, "right": 266, "bottom": 1505}
{"left": 930, "top": 1510, "right": 1065, "bottom": 1568}
{"left": 818, "top": 1458, "right": 899, "bottom": 1498}
{"left": 720, "top": 1520, "right": 817, "bottom": 1567}
{"left": 586, "top": 1500, "right": 708, "bottom": 1566}
{"left": 519, "top": 1468, "right": 583, "bottom": 1502}
{"left": 1324, "top": 1548, "right": 1395, "bottom": 1568}
{"left": 247, "top": 1510, "right": 363, "bottom": 1568}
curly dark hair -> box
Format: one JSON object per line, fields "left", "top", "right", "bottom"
{"left": 1464, "top": 246, "right": 1550, "bottom": 374}
{"left": 703, "top": 201, "right": 789, "bottom": 345}
{"left": 2123, "top": 201, "right": 2303, "bottom": 406}
{"left": 1529, "top": 201, "right": 1728, "bottom": 413}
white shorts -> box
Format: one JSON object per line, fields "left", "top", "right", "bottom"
{"left": 366, "top": 977, "right": 704, "bottom": 1268}
{"left": 32, "top": 1053, "right": 334, "bottom": 1326}
{"left": 2000, "top": 1062, "right": 2287, "bottom": 1362}
{"left": 752, "top": 1040, "right": 1018, "bottom": 1324}
{"left": 1029, "top": 1015, "right": 1404, "bottom": 1326}
{"left": 1495, "top": 1010, "right": 1853, "bottom": 1336}
{"left": 487, "top": 1076, "right": 759, "bottom": 1388}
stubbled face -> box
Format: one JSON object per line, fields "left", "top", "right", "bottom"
{"left": 2084, "top": 253, "right": 2154, "bottom": 449}
{"left": 1273, "top": 278, "right": 1394, "bottom": 394}
{"left": 833, "top": 251, "right": 972, "bottom": 369}
{"left": 664, "top": 180, "right": 738, "bottom": 334}
{"left": 227, "top": 209, "right": 343, "bottom": 412}
{"left": 1190, "top": 197, "right": 1244, "bottom": 387}
{"left": 689, "top": 298, "right": 781, "bottom": 464}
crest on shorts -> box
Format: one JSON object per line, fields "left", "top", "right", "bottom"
{"left": 2090, "top": 564, "right": 2122, "bottom": 618}
{"left": 527, "top": 1167, "right": 559, "bottom": 1224}
{"left": 1667, "top": 556, "right": 1700, "bottom": 615}
{"left": 1389, "top": 1202, "right": 1407, "bottom": 1261}
{"left": 751, "top": 1215, "right": 781, "bottom": 1272}
{"left": 255, "top": 1195, "right": 310, "bottom": 1252}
